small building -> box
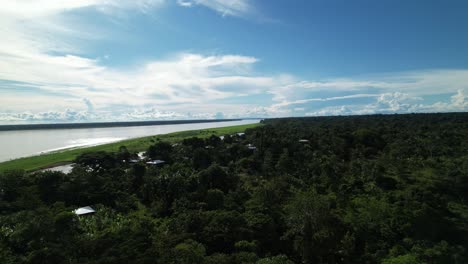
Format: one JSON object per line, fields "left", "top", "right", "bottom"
{"left": 299, "top": 139, "right": 310, "bottom": 143}
{"left": 146, "top": 160, "right": 166, "bottom": 165}
{"left": 74, "top": 206, "right": 96, "bottom": 216}
{"left": 41, "top": 163, "right": 74, "bottom": 174}
{"left": 129, "top": 159, "right": 139, "bottom": 163}
{"left": 137, "top": 152, "right": 146, "bottom": 160}
{"left": 246, "top": 144, "right": 257, "bottom": 150}
{"left": 237, "top": 132, "right": 245, "bottom": 137}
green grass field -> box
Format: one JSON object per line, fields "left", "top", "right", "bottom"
{"left": 0, "top": 123, "right": 261, "bottom": 172}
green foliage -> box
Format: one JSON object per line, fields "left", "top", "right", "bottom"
{"left": 205, "top": 189, "right": 225, "bottom": 210}
{"left": 284, "top": 188, "right": 338, "bottom": 263}
{"left": 173, "top": 239, "right": 206, "bottom": 264}
{"left": 235, "top": 240, "right": 258, "bottom": 252}
{"left": 192, "top": 148, "right": 212, "bottom": 170}
{"left": 198, "top": 164, "right": 237, "bottom": 192}
{"left": 382, "top": 254, "right": 420, "bottom": 264}
{"left": 256, "top": 255, "right": 294, "bottom": 264}
{"left": 75, "top": 151, "right": 117, "bottom": 171}
{"left": 147, "top": 141, "right": 173, "bottom": 162}
{"left": 1, "top": 114, "right": 468, "bottom": 263}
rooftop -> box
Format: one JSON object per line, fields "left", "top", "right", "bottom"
{"left": 146, "top": 160, "right": 165, "bottom": 165}
{"left": 74, "top": 206, "right": 95, "bottom": 216}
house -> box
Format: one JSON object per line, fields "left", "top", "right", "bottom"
{"left": 298, "top": 139, "right": 310, "bottom": 143}
{"left": 74, "top": 206, "right": 95, "bottom": 216}
{"left": 246, "top": 143, "right": 257, "bottom": 150}
{"left": 146, "top": 160, "right": 166, "bottom": 165}
{"left": 41, "top": 163, "right": 74, "bottom": 174}
{"left": 137, "top": 152, "right": 146, "bottom": 160}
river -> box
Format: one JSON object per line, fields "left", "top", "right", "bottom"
{"left": 0, "top": 119, "right": 259, "bottom": 162}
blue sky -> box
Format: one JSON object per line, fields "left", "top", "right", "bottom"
{"left": 0, "top": 0, "right": 467, "bottom": 123}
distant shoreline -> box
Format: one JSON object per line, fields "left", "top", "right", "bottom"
{"left": 0, "top": 119, "right": 243, "bottom": 131}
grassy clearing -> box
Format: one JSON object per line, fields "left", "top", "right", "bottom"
{"left": 0, "top": 123, "right": 261, "bottom": 172}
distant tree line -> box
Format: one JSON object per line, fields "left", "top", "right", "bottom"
{"left": 0, "top": 119, "right": 241, "bottom": 131}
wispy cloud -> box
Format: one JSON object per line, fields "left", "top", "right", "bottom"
{"left": 176, "top": 0, "right": 252, "bottom": 17}
{"left": 304, "top": 90, "right": 467, "bottom": 117}
{"left": 0, "top": 0, "right": 165, "bottom": 18}
{"left": 177, "top": 0, "right": 194, "bottom": 7}
{"left": 271, "top": 94, "right": 380, "bottom": 108}
{"left": 270, "top": 70, "right": 468, "bottom": 102}
{"left": 0, "top": 52, "right": 271, "bottom": 108}
{"left": 0, "top": 0, "right": 271, "bottom": 122}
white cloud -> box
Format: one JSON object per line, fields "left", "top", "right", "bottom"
{"left": 305, "top": 106, "right": 354, "bottom": 117}
{"left": 0, "top": 0, "right": 467, "bottom": 123}
{"left": 123, "top": 108, "right": 187, "bottom": 120}
{"left": 304, "top": 90, "right": 467, "bottom": 117}
{"left": 451, "top": 89, "right": 467, "bottom": 109}
{"left": 2, "top": 88, "right": 467, "bottom": 123}
{"left": 0, "top": 51, "right": 270, "bottom": 108}
{"left": 177, "top": 0, "right": 252, "bottom": 17}
{"left": 271, "top": 70, "right": 468, "bottom": 101}
{"left": 0, "top": 0, "right": 274, "bottom": 123}
{"left": 265, "top": 69, "right": 468, "bottom": 117}
{"left": 373, "top": 92, "right": 421, "bottom": 112}
{"left": 0, "top": 0, "right": 165, "bottom": 18}
{"left": 0, "top": 107, "right": 233, "bottom": 123}
{"left": 83, "top": 98, "right": 94, "bottom": 112}
{"left": 0, "top": 109, "right": 93, "bottom": 123}
{"left": 270, "top": 94, "right": 380, "bottom": 109}
{"left": 177, "top": 0, "right": 194, "bottom": 7}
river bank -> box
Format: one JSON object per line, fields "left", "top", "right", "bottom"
{"left": 0, "top": 123, "right": 261, "bottom": 172}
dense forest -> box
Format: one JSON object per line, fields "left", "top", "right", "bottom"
{"left": 1, "top": 113, "right": 468, "bottom": 264}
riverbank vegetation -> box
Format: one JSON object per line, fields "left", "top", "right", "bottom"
{"left": 0, "top": 123, "right": 260, "bottom": 172}
{"left": 1, "top": 113, "right": 468, "bottom": 263}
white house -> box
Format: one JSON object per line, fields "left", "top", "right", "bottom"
{"left": 74, "top": 206, "right": 96, "bottom": 216}
{"left": 146, "top": 160, "right": 166, "bottom": 165}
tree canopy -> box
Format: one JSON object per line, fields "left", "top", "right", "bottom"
{"left": 1, "top": 113, "right": 468, "bottom": 263}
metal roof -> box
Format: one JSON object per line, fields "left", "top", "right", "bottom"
{"left": 137, "top": 152, "right": 146, "bottom": 160}
{"left": 74, "top": 206, "right": 96, "bottom": 215}
{"left": 146, "top": 160, "right": 165, "bottom": 165}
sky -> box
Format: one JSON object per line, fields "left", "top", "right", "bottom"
{"left": 0, "top": 0, "right": 467, "bottom": 123}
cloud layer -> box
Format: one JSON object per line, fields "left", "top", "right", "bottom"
{"left": 0, "top": 0, "right": 467, "bottom": 124}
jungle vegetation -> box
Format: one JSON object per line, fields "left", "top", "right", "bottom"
{"left": 1, "top": 113, "right": 468, "bottom": 263}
